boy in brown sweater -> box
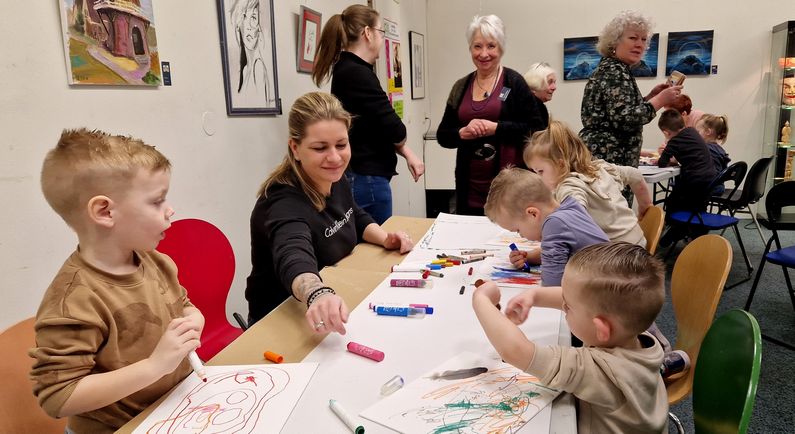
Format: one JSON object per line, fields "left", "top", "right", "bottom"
{"left": 30, "top": 129, "right": 205, "bottom": 434}
{"left": 472, "top": 242, "right": 668, "bottom": 433}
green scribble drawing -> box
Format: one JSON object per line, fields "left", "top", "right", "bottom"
{"left": 432, "top": 419, "right": 473, "bottom": 433}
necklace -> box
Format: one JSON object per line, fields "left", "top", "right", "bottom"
{"left": 475, "top": 67, "right": 501, "bottom": 98}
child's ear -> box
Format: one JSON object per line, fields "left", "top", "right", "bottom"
{"left": 524, "top": 205, "right": 540, "bottom": 219}
{"left": 593, "top": 316, "right": 612, "bottom": 343}
{"left": 87, "top": 195, "right": 114, "bottom": 228}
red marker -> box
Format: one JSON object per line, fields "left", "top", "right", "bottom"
{"left": 468, "top": 266, "right": 473, "bottom": 275}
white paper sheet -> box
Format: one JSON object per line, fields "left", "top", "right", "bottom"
{"left": 360, "top": 351, "right": 560, "bottom": 434}
{"left": 133, "top": 363, "right": 318, "bottom": 434}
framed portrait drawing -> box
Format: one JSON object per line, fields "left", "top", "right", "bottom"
{"left": 409, "top": 31, "right": 425, "bottom": 99}
{"left": 297, "top": 6, "right": 321, "bottom": 74}
{"left": 216, "top": 0, "right": 281, "bottom": 116}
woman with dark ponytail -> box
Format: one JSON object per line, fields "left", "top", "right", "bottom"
{"left": 312, "top": 4, "right": 424, "bottom": 225}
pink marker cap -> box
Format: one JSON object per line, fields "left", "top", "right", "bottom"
{"left": 347, "top": 341, "right": 385, "bottom": 362}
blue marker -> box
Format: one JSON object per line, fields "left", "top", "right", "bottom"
{"left": 509, "top": 243, "right": 531, "bottom": 272}
{"left": 374, "top": 306, "right": 426, "bottom": 318}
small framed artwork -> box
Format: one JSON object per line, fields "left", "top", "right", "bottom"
{"left": 562, "top": 36, "right": 599, "bottom": 80}
{"left": 297, "top": 6, "right": 321, "bottom": 74}
{"left": 409, "top": 31, "right": 425, "bottom": 99}
{"left": 665, "top": 30, "right": 714, "bottom": 76}
{"left": 216, "top": 0, "right": 281, "bottom": 116}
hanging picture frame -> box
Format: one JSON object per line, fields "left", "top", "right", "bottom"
{"left": 296, "top": 6, "right": 321, "bottom": 74}
{"left": 665, "top": 30, "right": 714, "bottom": 76}
{"left": 409, "top": 31, "right": 425, "bottom": 99}
{"left": 562, "top": 36, "right": 599, "bottom": 80}
{"left": 216, "top": 0, "right": 281, "bottom": 116}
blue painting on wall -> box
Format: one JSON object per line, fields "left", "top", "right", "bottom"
{"left": 665, "top": 30, "right": 714, "bottom": 76}
{"left": 630, "top": 33, "right": 659, "bottom": 77}
{"left": 563, "top": 36, "right": 599, "bottom": 81}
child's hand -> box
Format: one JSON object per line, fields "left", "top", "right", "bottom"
{"left": 149, "top": 317, "right": 201, "bottom": 377}
{"left": 509, "top": 250, "right": 528, "bottom": 269}
{"left": 472, "top": 281, "right": 501, "bottom": 306}
{"left": 505, "top": 290, "right": 537, "bottom": 325}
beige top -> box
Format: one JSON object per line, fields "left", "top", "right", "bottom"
{"left": 555, "top": 160, "right": 646, "bottom": 246}
{"left": 29, "top": 249, "right": 194, "bottom": 434}
{"left": 527, "top": 332, "right": 668, "bottom": 434}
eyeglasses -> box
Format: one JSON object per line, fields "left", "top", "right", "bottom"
{"left": 371, "top": 27, "right": 386, "bottom": 35}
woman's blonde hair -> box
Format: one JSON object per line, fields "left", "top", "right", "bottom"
{"left": 698, "top": 114, "right": 729, "bottom": 144}
{"left": 312, "top": 4, "right": 380, "bottom": 86}
{"left": 257, "top": 92, "right": 351, "bottom": 210}
{"left": 596, "top": 10, "right": 652, "bottom": 58}
{"left": 524, "top": 120, "right": 599, "bottom": 185}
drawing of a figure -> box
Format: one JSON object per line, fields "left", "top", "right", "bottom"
{"left": 230, "top": 0, "right": 272, "bottom": 106}
{"left": 392, "top": 41, "right": 402, "bottom": 89}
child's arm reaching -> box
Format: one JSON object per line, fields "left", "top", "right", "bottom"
{"left": 628, "top": 177, "right": 653, "bottom": 218}
{"left": 504, "top": 285, "right": 564, "bottom": 324}
{"left": 57, "top": 316, "right": 201, "bottom": 417}
{"left": 509, "top": 248, "right": 541, "bottom": 268}
{"left": 472, "top": 281, "right": 537, "bottom": 369}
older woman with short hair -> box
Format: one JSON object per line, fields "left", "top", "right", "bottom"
{"left": 524, "top": 62, "right": 557, "bottom": 104}
{"left": 437, "top": 15, "right": 547, "bottom": 216}
{"left": 580, "top": 10, "right": 681, "bottom": 169}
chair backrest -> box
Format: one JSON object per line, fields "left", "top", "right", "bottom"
{"left": 714, "top": 161, "right": 748, "bottom": 198}
{"left": 638, "top": 206, "right": 665, "bottom": 254}
{"left": 667, "top": 234, "right": 732, "bottom": 404}
{"left": 764, "top": 180, "right": 795, "bottom": 224}
{"left": 156, "top": 218, "right": 242, "bottom": 360}
{"left": 693, "top": 309, "right": 762, "bottom": 434}
{"left": 0, "top": 318, "right": 68, "bottom": 434}
{"left": 735, "top": 156, "right": 774, "bottom": 207}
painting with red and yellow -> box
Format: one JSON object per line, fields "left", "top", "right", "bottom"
{"left": 59, "top": 0, "right": 161, "bottom": 86}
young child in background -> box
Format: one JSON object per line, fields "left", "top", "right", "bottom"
{"left": 472, "top": 242, "right": 669, "bottom": 433}
{"left": 521, "top": 120, "right": 651, "bottom": 262}
{"left": 484, "top": 167, "right": 608, "bottom": 287}
{"left": 657, "top": 109, "right": 717, "bottom": 246}
{"left": 696, "top": 114, "right": 731, "bottom": 194}
{"left": 30, "top": 129, "right": 204, "bottom": 434}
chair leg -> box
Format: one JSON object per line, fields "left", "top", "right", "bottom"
{"left": 762, "top": 334, "right": 795, "bottom": 351}
{"left": 232, "top": 312, "right": 249, "bottom": 331}
{"left": 748, "top": 206, "right": 766, "bottom": 243}
{"left": 783, "top": 266, "right": 795, "bottom": 312}
{"left": 668, "top": 412, "right": 685, "bottom": 434}
{"left": 745, "top": 258, "right": 767, "bottom": 310}
{"left": 725, "top": 225, "right": 753, "bottom": 289}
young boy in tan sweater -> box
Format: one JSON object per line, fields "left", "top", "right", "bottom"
{"left": 29, "top": 129, "right": 205, "bottom": 434}
{"left": 472, "top": 242, "right": 668, "bottom": 433}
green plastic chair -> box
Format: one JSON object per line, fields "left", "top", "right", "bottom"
{"left": 669, "top": 309, "right": 762, "bottom": 433}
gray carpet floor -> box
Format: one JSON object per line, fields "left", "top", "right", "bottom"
{"left": 656, "top": 220, "right": 795, "bottom": 433}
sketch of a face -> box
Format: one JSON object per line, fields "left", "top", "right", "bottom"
{"left": 242, "top": 2, "right": 261, "bottom": 51}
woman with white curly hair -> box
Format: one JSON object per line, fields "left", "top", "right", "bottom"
{"left": 580, "top": 11, "right": 681, "bottom": 174}
{"left": 524, "top": 62, "right": 557, "bottom": 104}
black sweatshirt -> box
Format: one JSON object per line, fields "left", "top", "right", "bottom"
{"left": 245, "top": 177, "right": 375, "bottom": 322}
{"left": 658, "top": 127, "right": 716, "bottom": 188}
{"left": 331, "top": 51, "right": 407, "bottom": 178}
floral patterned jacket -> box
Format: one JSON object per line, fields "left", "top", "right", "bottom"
{"left": 579, "top": 56, "right": 657, "bottom": 167}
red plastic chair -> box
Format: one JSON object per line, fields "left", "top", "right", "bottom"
{"left": 156, "top": 219, "right": 242, "bottom": 360}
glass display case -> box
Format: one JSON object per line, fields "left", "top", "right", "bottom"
{"left": 763, "top": 21, "right": 795, "bottom": 183}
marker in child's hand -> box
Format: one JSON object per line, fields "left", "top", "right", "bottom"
{"left": 187, "top": 350, "right": 207, "bottom": 382}
{"left": 509, "top": 243, "right": 531, "bottom": 272}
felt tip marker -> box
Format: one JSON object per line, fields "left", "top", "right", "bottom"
{"left": 374, "top": 306, "right": 426, "bottom": 318}
{"left": 329, "top": 399, "right": 365, "bottom": 434}
{"left": 509, "top": 243, "right": 531, "bottom": 272}
{"left": 347, "top": 341, "right": 385, "bottom": 362}
{"left": 390, "top": 278, "right": 432, "bottom": 288}
{"left": 264, "top": 350, "right": 284, "bottom": 363}
{"left": 368, "top": 303, "right": 434, "bottom": 314}
{"left": 424, "top": 269, "right": 444, "bottom": 278}
{"left": 187, "top": 350, "right": 207, "bottom": 382}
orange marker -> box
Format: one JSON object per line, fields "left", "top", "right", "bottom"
{"left": 264, "top": 350, "right": 284, "bottom": 363}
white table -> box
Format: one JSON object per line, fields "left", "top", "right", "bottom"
{"left": 639, "top": 165, "right": 680, "bottom": 205}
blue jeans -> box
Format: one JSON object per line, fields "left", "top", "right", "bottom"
{"left": 346, "top": 172, "right": 392, "bottom": 225}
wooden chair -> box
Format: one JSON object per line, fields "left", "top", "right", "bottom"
{"left": 639, "top": 205, "right": 665, "bottom": 254}
{"left": 0, "top": 318, "right": 68, "bottom": 434}
{"left": 669, "top": 309, "right": 762, "bottom": 434}
{"left": 666, "top": 234, "right": 732, "bottom": 405}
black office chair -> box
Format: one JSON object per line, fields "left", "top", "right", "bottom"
{"left": 710, "top": 156, "right": 774, "bottom": 243}
{"left": 744, "top": 180, "right": 795, "bottom": 351}
{"left": 707, "top": 161, "right": 747, "bottom": 212}
{"left": 667, "top": 168, "right": 754, "bottom": 289}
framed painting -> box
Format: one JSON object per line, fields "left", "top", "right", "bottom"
{"left": 217, "top": 0, "right": 281, "bottom": 116}
{"left": 631, "top": 33, "right": 659, "bottom": 77}
{"left": 563, "top": 36, "right": 599, "bottom": 80}
{"left": 665, "top": 30, "right": 714, "bottom": 76}
{"left": 297, "top": 6, "right": 321, "bottom": 74}
{"left": 409, "top": 31, "right": 425, "bottom": 99}
{"left": 58, "top": 0, "right": 161, "bottom": 85}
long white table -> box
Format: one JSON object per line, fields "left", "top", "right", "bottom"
{"left": 640, "top": 165, "right": 680, "bottom": 205}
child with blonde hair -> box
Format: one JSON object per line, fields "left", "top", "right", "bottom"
{"left": 516, "top": 120, "right": 651, "bottom": 269}
{"left": 31, "top": 129, "right": 204, "bottom": 434}
{"left": 472, "top": 242, "right": 669, "bottom": 433}
{"left": 696, "top": 114, "right": 731, "bottom": 194}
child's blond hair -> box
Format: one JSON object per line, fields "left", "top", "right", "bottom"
{"left": 41, "top": 128, "right": 171, "bottom": 228}
{"left": 698, "top": 113, "right": 729, "bottom": 144}
{"left": 524, "top": 120, "right": 599, "bottom": 186}
{"left": 566, "top": 242, "right": 665, "bottom": 335}
{"left": 484, "top": 167, "right": 554, "bottom": 220}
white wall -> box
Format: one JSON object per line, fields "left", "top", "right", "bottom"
{"left": 0, "top": 0, "right": 429, "bottom": 331}
{"left": 427, "top": 0, "right": 793, "bottom": 171}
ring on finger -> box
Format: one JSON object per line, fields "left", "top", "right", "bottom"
{"left": 314, "top": 320, "right": 325, "bottom": 330}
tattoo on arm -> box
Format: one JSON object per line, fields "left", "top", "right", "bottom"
{"left": 292, "top": 273, "right": 325, "bottom": 303}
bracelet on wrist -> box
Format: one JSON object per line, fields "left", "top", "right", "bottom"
{"left": 306, "top": 287, "right": 336, "bottom": 308}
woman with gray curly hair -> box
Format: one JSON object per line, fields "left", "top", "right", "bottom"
{"left": 580, "top": 11, "right": 681, "bottom": 172}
